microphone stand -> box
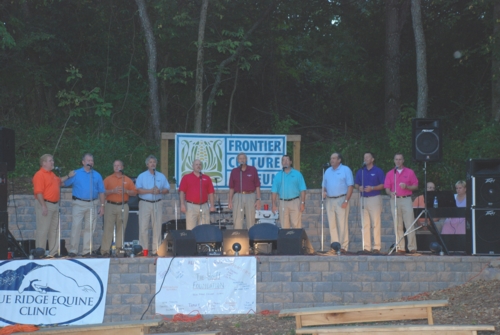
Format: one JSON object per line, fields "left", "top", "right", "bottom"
{"left": 389, "top": 168, "right": 398, "bottom": 255}
{"left": 281, "top": 166, "right": 286, "bottom": 227}
{"left": 320, "top": 163, "right": 329, "bottom": 252}
{"left": 172, "top": 177, "right": 178, "bottom": 231}
{"left": 120, "top": 171, "right": 125, "bottom": 254}
{"left": 56, "top": 167, "right": 62, "bottom": 257}
{"left": 88, "top": 165, "right": 94, "bottom": 257}
{"left": 239, "top": 167, "right": 243, "bottom": 227}
{"left": 360, "top": 164, "right": 365, "bottom": 251}
{"left": 214, "top": 177, "right": 221, "bottom": 229}
{"left": 198, "top": 172, "right": 203, "bottom": 225}
{"left": 152, "top": 169, "right": 158, "bottom": 253}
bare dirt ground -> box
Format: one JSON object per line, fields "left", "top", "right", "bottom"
{"left": 150, "top": 279, "right": 500, "bottom": 335}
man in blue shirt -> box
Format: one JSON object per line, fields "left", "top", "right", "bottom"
{"left": 323, "top": 152, "right": 354, "bottom": 252}
{"left": 354, "top": 152, "right": 385, "bottom": 253}
{"left": 64, "top": 153, "right": 105, "bottom": 257}
{"left": 136, "top": 155, "right": 170, "bottom": 256}
{"left": 271, "top": 155, "right": 307, "bottom": 228}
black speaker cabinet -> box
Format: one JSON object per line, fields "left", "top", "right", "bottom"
{"left": 0, "top": 233, "right": 7, "bottom": 260}
{"left": 467, "top": 209, "right": 500, "bottom": 255}
{"left": 0, "top": 127, "right": 15, "bottom": 172}
{"left": 124, "top": 211, "right": 139, "bottom": 242}
{"left": 0, "top": 162, "right": 7, "bottom": 212}
{"left": 162, "top": 219, "right": 187, "bottom": 240}
{"left": 157, "top": 230, "right": 196, "bottom": 257}
{"left": 277, "top": 229, "right": 314, "bottom": 255}
{"left": 412, "top": 118, "right": 442, "bottom": 162}
{"left": 466, "top": 159, "right": 500, "bottom": 209}
{"left": 222, "top": 229, "right": 249, "bottom": 256}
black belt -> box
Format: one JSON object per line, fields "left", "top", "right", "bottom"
{"left": 328, "top": 194, "right": 346, "bottom": 199}
{"left": 72, "top": 196, "right": 96, "bottom": 202}
{"left": 396, "top": 195, "right": 410, "bottom": 198}
{"left": 107, "top": 201, "right": 128, "bottom": 205}
{"left": 362, "top": 194, "right": 380, "bottom": 198}
{"left": 187, "top": 200, "right": 207, "bottom": 205}
{"left": 139, "top": 198, "right": 162, "bottom": 203}
{"left": 44, "top": 199, "right": 58, "bottom": 204}
{"left": 236, "top": 191, "right": 255, "bottom": 194}
{"left": 280, "top": 197, "right": 299, "bottom": 201}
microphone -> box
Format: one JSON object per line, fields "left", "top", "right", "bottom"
{"left": 118, "top": 169, "right": 124, "bottom": 173}
{"left": 283, "top": 165, "right": 288, "bottom": 171}
{"left": 322, "top": 162, "right": 330, "bottom": 169}
{"left": 199, "top": 171, "right": 203, "bottom": 179}
{"left": 360, "top": 162, "right": 366, "bottom": 169}
{"left": 54, "top": 166, "right": 60, "bottom": 171}
{"left": 86, "top": 164, "right": 93, "bottom": 169}
{"left": 394, "top": 166, "right": 397, "bottom": 174}
{"left": 153, "top": 168, "right": 156, "bottom": 174}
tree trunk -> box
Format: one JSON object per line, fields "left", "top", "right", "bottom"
{"left": 194, "top": 0, "right": 209, "bottom": 133}
{"left": 227, "top": 65, "right": 239, "bottom": 134}
{"left": 411, "top": 0, "right": 428, "bottom": 118}
{"left": 384, "top": 0, "right": 410, "bottom": 129}
{"left": 204, "top": 1, "right": 275, "bottom": 133}
{"left": 135, "top": 0, "right": 161, "bottom": 144}
{"left": 493, "top": 2, "right": 500, "bottom": 122}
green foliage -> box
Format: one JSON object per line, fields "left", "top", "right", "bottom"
{"left": 272, "top": 114, "right": 298, "bottom": 135}
{"left": 0, "top": 24, "right": 16, "bottom": 49}
{"left": 158, "top": 66, "right": 193, "bottom": 85}
{"left": 56, "top": 67, "right": 112, "bottom": 117}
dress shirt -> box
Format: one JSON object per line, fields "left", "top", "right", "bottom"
{"left": 354, "top": 165, "right": 385, "bottom": 197}
{"left": 271, "top": 168, "right": 306, "bottom": 199}
{"left": 64, "top": 167, "right": 104, "bottom": 199}
{"left": 322, "top": 164, "right": 354, "bottom": 197}
{"left": 135, "top": 170, "right": 170, "bottom": 201}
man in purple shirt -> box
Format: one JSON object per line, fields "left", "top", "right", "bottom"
{"left": 384, "top": 153, "right": 419, "bottom": 254}
{"left": 228, "top": 153, "right": 261, "bottom": 229}
{"left": 354, "top": 152, "right": 385, "bottom": 253}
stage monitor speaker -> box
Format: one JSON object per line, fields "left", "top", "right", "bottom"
{"left": 192, "top": 224, "right": 223, "bottom": 255}
{"left": 157, "top": 230, "right": 196, "bottom": 257}
{"left": 0, "top": 162, "right": 7, "bottom": 212}
{"left": 124, "top": 211, "right": 139, "bottom": 242}
{"left": 0, "top": 233, "right": 7, "bottom": 260}
{"left": 467, "top": 209, "right": 500, "bottom": 255}
{"left": 248, "top": 223, "right": 279, "bottom": 255}
{"left": 277, "top": 229, "right": 314, "bottom": 255}
{"left": 466, "top": 159, "right": 500, "bottom": 209}
{"left": 222, "top": 229, "right": 249, "bottom": 256}
{"left": 412, "top": 118, "right": 442, "bottom": 162}
{"left": 162, "top": 219, "right": 187, "bottom": 240}
{"left": 0, "top": 127, "right": 15, "bottom": 172}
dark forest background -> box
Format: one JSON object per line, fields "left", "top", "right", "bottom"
{"left": 1, "top": 0, "right": 500, "bottom": 191}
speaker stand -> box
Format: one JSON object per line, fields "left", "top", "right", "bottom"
{"left": 5, "top": 228, "right": 29, "bottom": 258}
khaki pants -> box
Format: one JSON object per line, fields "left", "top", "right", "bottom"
{"left": 360, "top": 195, "right": 382, "bottom": 251}
{"left": 232, "top": 193, "right": 256, "bottom": 229}
{"left": 185, "top": 202, "right": 210, "bottom": 230}
{"left": 101, "top": 203, "right": 130, "bottom": 254}
{"left": 35, "top": 201, "right": 59, "bottom": 256}
{"left": 390, "top": 197, "right": 417, "bottom": 251}
{"left": 70, "top": 199, "right": 99, "bottom": 255}
{"left": 277, "top": 198, "right": 302, "bottom": 228}
{"left": 138, "top": 200, "right": 162, "bottom": 254}
{"left": 326, "top": 196, "right": 350, "bottom": 250}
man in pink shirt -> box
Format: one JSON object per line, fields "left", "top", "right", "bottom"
{"left": 384, "top": 153, "right": 419, "bottom": 253}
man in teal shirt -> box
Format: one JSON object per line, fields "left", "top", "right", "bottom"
{"left": 271, "top": 155, "right": 307, "bottom": 228}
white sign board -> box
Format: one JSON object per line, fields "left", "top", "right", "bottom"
{"left": 175, "top": 134, "right": 287, "bottom": 189}
{"left": 156, "top": 257, "right": 256, "bottom": 315}
{"left": 0, "top": 259, "right": 110, "bottom": 326}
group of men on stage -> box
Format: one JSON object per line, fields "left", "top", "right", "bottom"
{"left": 33, "top": 150, "right": 419, "bottom": 257}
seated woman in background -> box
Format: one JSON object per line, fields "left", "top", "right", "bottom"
{"left": 441, "top": 180, "right": 467, "bottom": 235}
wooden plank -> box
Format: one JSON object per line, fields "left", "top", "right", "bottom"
{"left": 293, "top": 139, "right": 301, "bottom": 171}
{"left": 154, "top": 331, "right": 221, "bottom": 335}
{"left": 427, "top": 306, "right": 434, "bottom": 325}
{"left": 279, "top": 300, "right": 449, "bottom": 318}
{"left": 295, "top": 324, "right": 495, "bottom": 335}
{"left": 161, "top": 132, "right": 176, "bottom": 140}
{"left": 22, "top": 320, "right": 161, "bottom": 335}
{"left": 299, "top": 307, "right": 429, "bottom": 327}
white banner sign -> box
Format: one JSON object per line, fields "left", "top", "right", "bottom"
{"left": 0, "top": 259, "right": 110, "bottom": 326}
{"left": 175, "top": 133, "right": 287, "bottom": 189}
{"left": 156, "top": 257, "right": 256, "bottom": 315}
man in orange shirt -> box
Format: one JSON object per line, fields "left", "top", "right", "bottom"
{"left": 32, "top": 154, "right": 74, "bottom": 257}
{"left": 101, "top": 160, "right": 137, "bottom": 256}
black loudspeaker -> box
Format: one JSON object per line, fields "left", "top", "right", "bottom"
{"left": 157, "top": 230, "right": 196, "bottom": 256}
{"left": 277, "top": 229, "right": 314, "bottom": 255}
{"left": 161, "top": 219, "right": 187, "bottom": 240}
{"left": 0, "top": 233, "right": 7, "bottom": 260}
{"left": 124, "top": 211, "right": 139, "bottom": 242}
{"left": 222, "top": 229, "right": 249, "bottom": 256}
{"left": 0, "top": 162, "right": 7, "bottom": 212}
{"left": 192, "top": 224, "right": 223, "bottom": 255}
{"left": 0, "top": 127, "right": 15, "bottom": 172}
{"left": 466, "top": 159, "right": 500, "bottom": 209}
{"left": 467, "top": 209, "right": 500, "bottom": 255}
{"left": 412, "top": 118, "right": 442, "bottom": 162}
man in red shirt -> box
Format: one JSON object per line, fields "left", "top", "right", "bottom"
{"left": 101, "top": 160, "right": 137, "bottom": 256}
{"left": 228, "top": 153, "right": 261, "bottom": 229}
{"left": 384, "top": 153, "right": 419, "bottom": 254}
{"left": 179, "top": 159, "right": 215, "bottom": 230}
{"left": 32, "top": 154, "right": 74, "bottom": 257}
